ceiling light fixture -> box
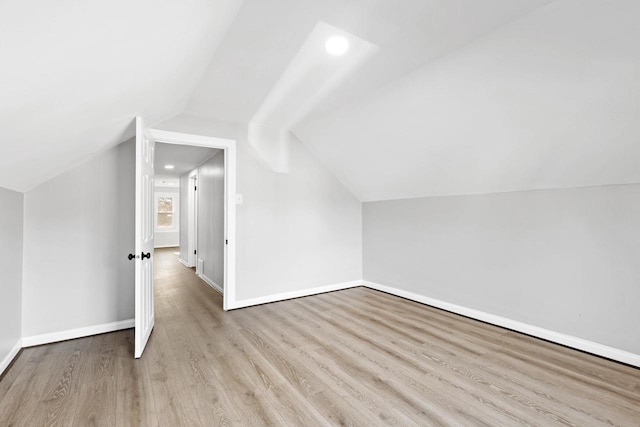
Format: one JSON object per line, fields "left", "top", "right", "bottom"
{"left": 325, "top": 35, "right": 349, "bottom": 56}
{"left": 164, "top": 165, "right": 175, "bottom": 170}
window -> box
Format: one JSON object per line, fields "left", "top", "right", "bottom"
{"left": 154, "top": 192, "right": 179, "bottom": 232}
{"left": 157, "top": 196, "right": 174, "bottom": 228}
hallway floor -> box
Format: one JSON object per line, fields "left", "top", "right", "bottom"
{"left": 1, "top": 247, "right": 639, "bottom": 426}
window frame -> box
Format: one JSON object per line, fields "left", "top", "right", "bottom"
{"left": 154, "top": 191, "right": 179, "bottom": 233}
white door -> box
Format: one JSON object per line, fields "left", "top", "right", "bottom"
{"left": 135, "top": 116, "right": 155, "bottom": 358}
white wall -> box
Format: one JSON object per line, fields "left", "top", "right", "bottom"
{"left": 156, "top": 114, "right": 362, "bottom": 301}
{"left": 363, "top": 184, "right": 640, "bottom": 356}
{"left": 197, "top": 152, "right": 225, "bottom": 288}
{"left": 0, "top": 187, "right": 23, "bottom": 371}
{"left": 154, "top": 186, "right": 180, "bottom": 248}
{"left": 19, "top": 111, "right": 361, "bottom": 338}
{"left": 22, "top": 141, "right": 135, "bottom": 337}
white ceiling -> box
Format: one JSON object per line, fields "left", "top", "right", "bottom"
{"left": 186, "top": 0, "right": 552, "bottom": 124}
{"left": 0, "top": 0, "right": 242, "bottom": 192}
{"left": 154, "top": 143, "right": 218, "bottom": 178}
{"left": 294, "top": 0, "right": 640, "bottom": 200}
{"left": 2, "top": 0, "right": 640, "bottom": 201}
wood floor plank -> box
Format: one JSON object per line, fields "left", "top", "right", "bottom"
{"left": 475, "top": 351, "right": 633, "bottom": 426}
{"left": 72, "top": 333, "right": 119, "bottom": 426}
{"left": 142, "top": 324, "right": 203, "bottom": 427}
{"left": 28, "top": 337, "right": 89, "bottom": 427}
{"left": 0, "top": 349, "right": 29, "bottom": 406}
{"left": 1, "top": 247, "right": 639, "bottom": 426}
{"left": 180, "top": 361, "right": 239, "bottom": 426}
{"left": 240, "top": 307, "right": 416, "bottom": 425}
{"left": 260, "top": 383, "right": 330, "bottom": 426}
{"left": 238, "top": 325, "right": 387, "bottom": 426}
{"left": 204, "top": 353, "right": 288, "bottom": 427}
{"left": 114, "top": 331, "right": 159, "bottom": 427}
{"left": 293, "top": 346, "right": 420, "bottom": 426}
{"left": 0, "top": 344, "right": 71, "bottom": 426}
{"left": 492, "top": 347, "right": 640, "bottom": 419}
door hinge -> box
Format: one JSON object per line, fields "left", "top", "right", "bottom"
{"left": 225, "top": 239, "right": 228, "bottom": 245}
{"left": 194, "top": 250, "right": 197, "bottom": 255}
{"left": 194, "top": 186, "right": 197, "bottom": 191}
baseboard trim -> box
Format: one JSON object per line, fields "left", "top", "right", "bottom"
{"left": 154, "top": 245, "right": 179, "bottom": 249}
{"left": 229, "top": 280, "right": 362, "bottom": 310}
{"left": 363, "top": 281, "right": 640, "bottom": 368}
{"left": 0, "top": 339, "right": 22, "bottom": 376}
{"left": 198, "top": 273, "right": 223, "bottom": 295}
{"left": 178, "top": 258, "right": 191, "bottom": 268}
{"left": 22, "top": 319, "right": 135, "bottom": 348}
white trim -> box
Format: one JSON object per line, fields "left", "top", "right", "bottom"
{"left": 178, "top": 257, "right": 191, "bottom": 267}
{"left": 148, "top": 128, "right": 237, "bottom": 312}
{"left": 198, "top": 273, "right": 224, "bottom": 295}
{"left": 229, "top": 281, "right": 362, "bottom": 310}
{"left": 0, "top": 339, "right": 22, "bottom": 376}
{"left": 22, "top": 319, "right": 135, "bottom": 348}
{"left": 189, "top": 170, "right": 198, "bottom": 269}
{"left": 363, "top": 281, "right": 640, "bottom": 368}
{"left": 154, "top": 244, "right": 180, "bottom": 249}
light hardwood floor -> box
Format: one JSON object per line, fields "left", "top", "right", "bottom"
{"left": 1, "top": 247, "right": 639, "bottom": 426}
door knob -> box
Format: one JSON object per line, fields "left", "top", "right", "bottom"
{"left": 141, "top": 252, "right": 151, "bottom": 260}
{"left": 128, "top": 253, "right": 136, "bottom": 260}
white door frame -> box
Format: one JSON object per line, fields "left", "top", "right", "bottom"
{"left": 149, "top": 128, "right": 237, "bottom": 311}
{"left": 187, "top": 170, "right": 198, "bottom": 268}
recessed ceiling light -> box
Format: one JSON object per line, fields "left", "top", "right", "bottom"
{"left": 325, "top": 35, "right": 349, "bottom": 56}
{"left": 164, "top": 165, "right": 175, "bottom": 170}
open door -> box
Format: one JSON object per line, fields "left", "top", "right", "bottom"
{"left": 134, "top": 116, "right": 155, "bottom": 358}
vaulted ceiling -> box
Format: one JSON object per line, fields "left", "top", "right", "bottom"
{"left": 0, "top": 0, "right": 243, "bottom": 192}
{"left": 2, "top": 0, "right": 639, "bottom": 200}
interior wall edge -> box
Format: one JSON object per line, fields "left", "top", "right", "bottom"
{"left": 363, "top": 280, "right": 640, "bottom": 368}
{"left": 198, "top": 273, "right": 223, "bottom": 295}
{"left": 0, "top": 339, "right": 22, "bottom": 377}
{"left": 228, "top": 280, "right": 362, "bottom": 310}
{"left": 21, "top": 318, "right": 134, "bottom": 348}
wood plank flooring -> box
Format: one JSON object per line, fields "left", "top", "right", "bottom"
{"left": 1, "top": 247, "right": 639, "bottom": 426}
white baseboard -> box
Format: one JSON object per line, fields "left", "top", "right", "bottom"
{"left": 198, "top": 273, "right": 223, "bottom": 295}
{"left": 229, "top": 280, "right": 362, "bottom": 310}
{"left": 22, "top": 319, "right": 135, "bottom": 348}
{"left": 154, "top": 245, "right": 179, "bottom": 249}
{"left": 0, "top": 339, "right": 22, "bottom": 376}
{"left": 178, "top": 257, "right": 192, "bottom": 268}
{"left": 363, "top": 281, "right": 640, "bottom": 368}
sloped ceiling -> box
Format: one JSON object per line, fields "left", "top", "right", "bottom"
{"left": 187, "top": 0, "right": 640, "bottom": 201}
{"left": 0, "top": 0, "right": 243, "bottom": 192}
{"left": 294, "top": 0, "right": 640, "bottom": 201}
{"left": 3, "top": 0, "right": 639, "bottom": 201}
{"left": 186, "top": 0, "right": 552, "bottom": 123}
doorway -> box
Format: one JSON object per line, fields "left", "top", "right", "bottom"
{"left": 149, "top": 129, "right": 237, "bottom": 312}
{"left": 134, "top": 119, "right": 237, "bottom": 358}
